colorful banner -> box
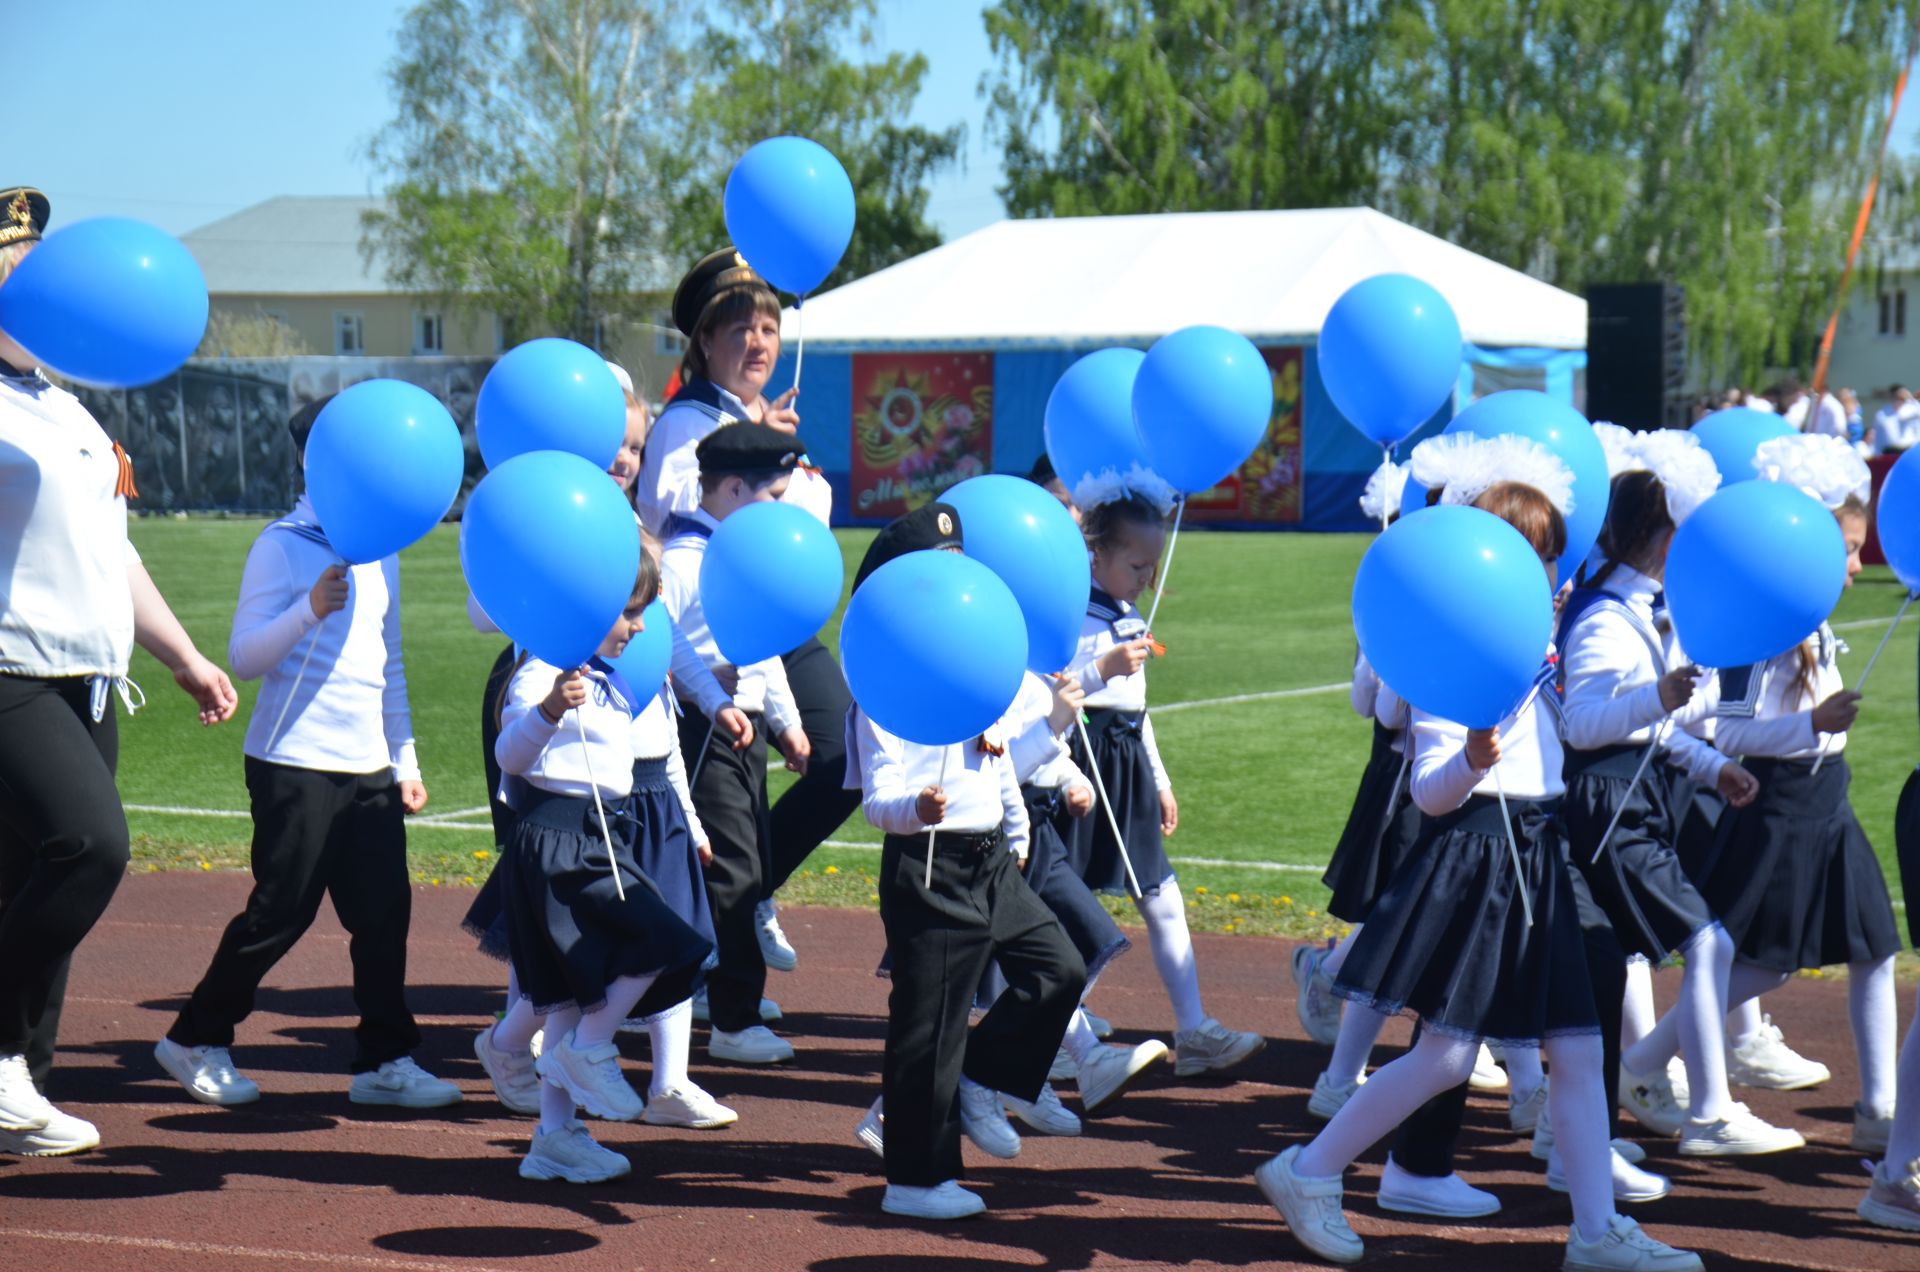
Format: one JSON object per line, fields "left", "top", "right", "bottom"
{"left": 848, "top": 352, "right": 994, "bottom": 519}
{"left": 1181, "top": 346, "right": 1304, "bottom": 526}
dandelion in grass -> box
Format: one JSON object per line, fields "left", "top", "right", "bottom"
{"left": 824, "top": 865, "right": 839, "bottom": 875}
{"left": 1280, "top": 895, "right": 1292, "bottom": 906}
{"left": 1228, "top": 893, "right": 1240, "bottom": 903}
{"left": 474, "top": 849, "right": 490, "bottom": 860}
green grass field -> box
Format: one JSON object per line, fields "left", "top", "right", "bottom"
{"left": 121, "top": 516, "right": 1920, "bottom": 942}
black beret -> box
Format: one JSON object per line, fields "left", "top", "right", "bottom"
{"left": 853, "top": 502, "right": 964, "bottom": 592}
{"left": 0, "top": 187, "right": 49, "bottom": 249}
{"left": 288, "top": 393, "right": 336, "bottom": 455}
{"left": 695, "top": 421, "right": 802, "bottom": 478}
{"left": 672, "top": 246, "right": 776, "bottom": 337}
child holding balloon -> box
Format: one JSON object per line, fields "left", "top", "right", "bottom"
{"left": 1065, "top": 484, "right": 1264, "bottom": 1076}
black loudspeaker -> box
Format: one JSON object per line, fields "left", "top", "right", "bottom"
{"left": 1586, "top": 283, "right": 1687, "bottom": 429}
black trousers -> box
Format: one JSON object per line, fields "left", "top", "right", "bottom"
{"left": 681, "top": 706, "right": 771, "bottom": 1033}
{"left": 879, "top": 830, "right": 1086, "bottom": 1187}
{"left": 0, "top": 675, "right": 129, "bottom": 1089}
{"left": 766, "top": 638, "right": 861, "bottom": 894}
{"left": 168, "top": 758, "right": 420, "bottom": 1073}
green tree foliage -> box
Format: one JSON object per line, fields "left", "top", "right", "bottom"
{"left": 985, "top": 0, "right": 1920, "bottom": 381}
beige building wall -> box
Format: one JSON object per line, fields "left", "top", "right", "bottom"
{"left": 1827, "top": 272, "right": 1920, "bottom": 398}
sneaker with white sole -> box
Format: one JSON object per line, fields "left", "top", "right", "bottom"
{"left": 349, "top": 1056, "right": 463, "bottom": 1109}
{"left": 0, "top": 1105, "right": 100, "bottom": 1157}
{"left": 1470, "top": 1042, "right": 1509, "bottom": 1092}
{"left": 855, "top": 1096, "right": 885, "bottom": 1158}
{"left": 1562, "top": 1215, "right": 1702, "bottom": 1272}
{"left": 1533, "top": 1100, "right": 1646, "bottom": 1165}
{"left": 1172, "top": 1018, "right": 1265, "bottom": 1077}
{"left": 881, "top": 1179, "right": 985, "bottom": 1220}
{"left": 1291, "top": 943, "right": 1342, "bottom": 1047}
{"left": 1676, "top": 1102, "right": 1804, "bottom": 1157}
{"left": 1084, "top": 1012, "right": 1114, "bottom": 1039}
{"left": 1509, "top": 1080, "right": 1548, "bottom": 1134}
{"left": 1049, "top": 1046, "right": 1077, "bottom": 1084}
{"left": 755, "top": 899, "right": 798, "bottom": 973}
{"left": 1860, "top": 1156, "right": 1920, "bottom": 1232}
{"left": 1307, "top": 1070, "right": 1365, "bottom": 1121}
{"left": 1003, "top": 1083, "right": 1081, "bottom": 1136}
{"left": 536, "top": 1030, "right": 643, "bottom": 1121}
{"left": 518, "top": 1120, "right": 631, "bottom": 1183}
{"left": 1853, "top": 1102, "right": 1894, "bottom": 1154}
{"left": 709, "top": 1024, "right": 794, "bottom": 1065}
{"left": 473, "top": 1026, "right": 540, "bottom": 1116}
{"left": 1377, "top": 1155, "right": 1500, "bottom": 1218}
{"left": 1727, "top": 1015, "right": 1830, "bottom": 1091}
{"left": 1257, "top": 1144, "right": 1364, "bottom": 1264}
{"left": 153, "top": 1039, "right": 260, "bottom": 1107}
{"left": 689, "top": 988, "right": 783, "bottom": 1025}
{"left": 1076, "top": 1039, "right": 1168, "bottom": 1114}
{"left": 958, "top": 1076, "right": 1020, "bottom": 1158}
{"left": 1547, "top": 1147, "right": 1671, "bottom": 1203}
{"left": 1618, "top": 1067, "right": 1685, "bottom": 1137}
{"left": 643, "top": 1082, "right": 737, "bottom": 1129}
{"left": 0, "top": 1054, "right": 54, "bottom": 1131}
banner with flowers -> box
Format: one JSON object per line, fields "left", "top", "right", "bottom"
{"left": 848, "top": 352, "right": 994, "bottom": 519}
{"left": 1182, "top": 346, "right": 1304, "bottom": 525}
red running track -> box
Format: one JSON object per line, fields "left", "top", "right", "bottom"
{"left": 1, "top": 872, "right": 1915, "bottom": 1271}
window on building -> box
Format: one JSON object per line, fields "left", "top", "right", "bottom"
{"left": 414, "top": 311, "right": 444, "bottom": 355}
{"left": 1881, "top": 290, "right": 1907, "bottom": 338}
{"left": 334, "top": 311, "right": 365, "bottom": 355}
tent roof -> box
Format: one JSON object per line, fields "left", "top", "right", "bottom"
{"left": 783, "top": 207, "right": 1585, "bottom": 351}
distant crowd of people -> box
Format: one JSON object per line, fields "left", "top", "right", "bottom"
{"left": 1694, "top": 381, "right": 1920, "bottom": 457}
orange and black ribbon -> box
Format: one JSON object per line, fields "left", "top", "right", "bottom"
{"left": 976, "top": 734, "right": 1005, "bottom": 757}
{"left": 111, "top": 441, "right": 139, "bottom": 500}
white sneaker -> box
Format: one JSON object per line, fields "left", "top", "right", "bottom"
{"left": 0, "top": 1105, "right": 100, "bottom": 1157}
{"left": 1509, "top": 1080, "right": 1548, "bottom": 1134}
{"left": 1470, "top": 1042, "right": 1509, "bottom": 1092}
{"left": 1002, "top": 1083, "right": 1081, "bottom": 1136}
{"left": 881, "top": 1179, "right": 985, "bottom": 1220}
{"left": 1534, "top": 1101, "right": 1645, "bottom": 1164}
{"left": 349, "top": 1056, "right": 463, "bottom": 1109}
{"left": 855, "top": 1097, "right": 885, "bottom": 1158}
{"left": 1076, "top": 1040, "right": 1168, "bottom": 1114}
{"left": 755, "top": 899, "right": 798, "bottom": 973}
{"left": 643, "top": 1082, "right": 737, "bottom": 1129}
{"left": 709, "top": 1025, "right": 794, "bottom": 1065}
{"left": 1291, "top": 943, "right": 1342, "bottom": 1047}
{"left": 473, "top": 1026, "right": 540, "bottom": 1115}
{"left": 1853, "top": 1102, "right": 1894, "bottom": 1154}
{"left": 536, "top": 1030, "right": 643, "bottom": 1121}
{"left": 1665, "top": 1056, "right": 1689, "bottom": 1110}
{"left": 1172, "top": 1018, "right": 1265, "bottom": 1077}
{"left": 1562, "top": 1215, "right": 1702, "bottom": 1272}
{"left": 688, "top": 988, "right": 782, "bottom": 1025}
{"left": 1547, "top": 1147, "right": 1671, "bottom": 1203}
{"left": 1376, "top": 1156, "right": 1500, "bottom": 1217}
{"left": 958, "top": 1076, "right": 1020, "bottom": 1158}
{"left": 1307, "top": 1070, "right": 1365, "bottom": 1121}
{"left": 1677, "top": 1102, "right": 1804, "bottom": 1156}
{"left": 153, "top": 1039, "right": 260, "bottom": 1107}
{"left": 1084, "top": 1012, "right": 1114, "bottom": 1039}
{"left": 1048, "top": 1046, "right": 1077, "bottom": 1084}
{"left": 518, "top": 1120, "right": 631, "bottom": 1183}
{"left": 1618, "top": 1067, "right": 1685, "bottom": 1137}
{"left": 1860, "top": 1156, "right": 1920, "bottom": 1232}
{"left": 0, "top": 1054, "right": 55, "bottom": 1130}
{"left": 1726, "top": 1015, "right": 1830, "bottom": 1090}
{"left": 1256, "top": 1144, "right": 1363, "bottom": 1264}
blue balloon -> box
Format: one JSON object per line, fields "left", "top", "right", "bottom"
{"left": 1318, "top": 274, "right": 1463, "bottom": 445}
{"left": 1445, "top": 390, "right": 1609, "bottom": 576}
{"left": 701, "top": 501, "right": 846, "bottom": 666}
{"left": 460, "top": 451, "right": 640, "bottom": 669}
{"left": 724, "top": 137, "right": 856, "bottom": 296}
{"left": 1132, "top": 325, "right": 1273, "bottom": 494}
{"left": 609, "top": 599, "right": 672, "bottom": 696}
{"left": 477, "top": 338, "right": 626, "bottom": 470}
{"left": 1352, "top": 504, "right": 1553, "bottom": 729}
{"left": 304, "top": 380, "right": 464, "bottom": 564}
{"left": 841, "top": 550, "right": 1030, "bottom": 746}
{"left": 0, "top": 217, "right": 207, "bottom": 388}
{"left": 1689, "top": 407, "right": 1798, "bottom": 485}
{"left": 1665, "top": 481, "right": 1845, "bottom": 669}
{"left": 943, "top": 473, "right": 1091, "bottom": 674}
{"left": 1045, "top": 348, "right": 1154, "bottom": 498}
{"left": 1877, "top": 446, "right": 1920, "bottom": 593}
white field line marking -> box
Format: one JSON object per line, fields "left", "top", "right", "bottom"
{"left": 0, "top": 1229, "right": 474, "bottom": 1272}
{"left": 811, "top": 838, "right": 1322, "bottom": 873}
{"left": 128, "top": 803, "right": 491, "bottom": 832}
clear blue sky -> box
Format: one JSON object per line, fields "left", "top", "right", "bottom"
{"left": 14, "top": 0, "right": 1004, "bottom": 239}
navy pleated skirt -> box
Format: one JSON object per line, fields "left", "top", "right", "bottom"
{"left": 1322, "top": 721, "right": 1426, "bottom": 924}
{"left": 620, "top": 756, "right": 716, "bottom": 950}
{"left": 1065, "top": 708, "right": 1174, "bottom": 896}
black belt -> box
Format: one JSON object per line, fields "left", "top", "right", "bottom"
{"left": 884, "top": 827, "right": 1005, "bottom": 857}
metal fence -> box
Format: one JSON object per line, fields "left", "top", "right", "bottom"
{"left": 71, "top": 355, "right": 498, "bottom": 516}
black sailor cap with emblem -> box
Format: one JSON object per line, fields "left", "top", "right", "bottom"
{"left": 852, "top": 502, "right": 964, "bottom": 594}
{"left": 694, "top": 420, "right": 803, "bottom": 480}
{"left": 0, "top": 187, "right": 49, "bottom": 249}
{"left": 672, "top": 246, "right": 777, "bottom": 338}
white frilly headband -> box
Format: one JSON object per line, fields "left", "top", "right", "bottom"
{"left": 1073, "top": 463, "right": 1178, "bottom": 518}
{"left": 1358, "top": 459, "right": 1410, "bottom": 522}
{"left": 1590, "top": 422, "right": 1720, "bottom": 525}
{"left": 1408, "top": 432, "right": 1576, "bottom": 517}
{"left": 1752, "top": 433, "right": 1870, "bottom": 510}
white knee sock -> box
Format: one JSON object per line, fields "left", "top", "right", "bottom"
{"left": 492, "top": 995, "right": 539, "bottom": 1054}
{"left": 1136, "top": 883, "right": 1207, "bottom": 1033}
{"left": 1726, "top": 995, "right": 1764, "bottom": 1049}
{"left": 1852, "top": 956, "right": 1898, "bottom": 1114}
{"left": 1886, "top": 987, "right": 1920, "bottom": 1168}
{"left": 1294, "top": 1032, "right": 1476, "bottom": 1178}
{"left": 573, "top": 973, "right": 659, "bottom": 1050}
{"left": 1324, "top": 1000, "right": 1388, "bottom": 1088}
{"left": 1621, "top": 956, "right": 1657, "bottom": 1050}
{"left": 1545, "top": 1032, "right": 1615, "bottom": 1243}
{"left": 538, "top": 1005, "right": 581, "bottom": 1134}
{"left": 1506, "top": 1044, "right": 1544, "bottom": 1099}
{"left": 646, "top": 998, "right": 693, "bottom": 1096}
{"left": 1321, "top": 925, "right": 1361, "bottom": 979}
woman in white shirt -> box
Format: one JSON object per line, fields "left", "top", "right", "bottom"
{"left": 0, "top": 189, "right": 238, "bottom": 1158}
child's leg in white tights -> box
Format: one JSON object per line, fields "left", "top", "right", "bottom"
{"left": 1324, "top": 1000, "right": 1388, "bottom": 1088}
{"left": 1544, "top": 1031, "right": 1615, "bottom": 1244}
{"left": 1622, "top": 924, "right": 1735, "bottom": 1121}
{"left": 1294, "top": 1031, "right": 1475, "bottom": 1178}
{"left": 1853, "top": 955, "right": 1899, "bottom": 1115}
{"left": 645, "top": 998, "right": 693, "bottom": 1098}
{"left": 1620, "top": 956, "right": 1657, "bottom": 1050}
{"left": 1321, "top": 925, "right": 1362, "bottom": 980}
{"left": 574, "top": 973, "right": 660, "bottom": 1049}
{"left": 1726, "top": 995, "right": 1764, "bottom": 1050}
{"left": 1885, "top": 985, "right": 1920, "bottom": 1168}
{"left": 1136, "top": 882, "right": 1207, "bottom": 1033}
{"left": 537, "top": 1006, "right": 581, "bottom": 1133}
